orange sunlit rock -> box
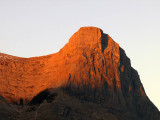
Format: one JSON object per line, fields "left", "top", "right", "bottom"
{"left": 0, "top": 27, "right": 146, "bottom": 104}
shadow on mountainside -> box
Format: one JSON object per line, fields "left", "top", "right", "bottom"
{"left": 1, "top": 88, "right": 158, "bottom": 120}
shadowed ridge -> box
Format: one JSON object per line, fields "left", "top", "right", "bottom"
{"left": 0, "top": 95, "right": 18, "bottom": 120}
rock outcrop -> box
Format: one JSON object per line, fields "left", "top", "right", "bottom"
{"left": 0, "top": 27, "right": 159, "bottom": 120}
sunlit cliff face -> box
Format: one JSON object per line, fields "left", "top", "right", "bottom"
{"left": 0, "top": 27, "right": 145, "bottom": 104}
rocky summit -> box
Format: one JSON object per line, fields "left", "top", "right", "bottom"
{"left": 0, "top": 27, "right": 159, "bottom": 120}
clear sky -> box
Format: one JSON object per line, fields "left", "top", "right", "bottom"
{"left": 0, "top": 0, "right": 160, "bottom": 110}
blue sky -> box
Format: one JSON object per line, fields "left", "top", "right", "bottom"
{"left": 0, "top": 0, "right": 160, "bottom": 110}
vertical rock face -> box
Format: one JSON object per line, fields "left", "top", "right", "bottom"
{"left": 61, "top": 27, "right": 159, "bottom": 120}
{"left": 0, "top": 27, "right": 159, "bottom": 119}
{"left": 63, "top": 27, "right": 145, "bottom": 104}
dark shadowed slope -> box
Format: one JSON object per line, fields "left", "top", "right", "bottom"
{"left": 0, "top": 95, "right": 18, "bottom": 120}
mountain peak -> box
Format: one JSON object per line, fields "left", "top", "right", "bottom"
{"left": 68, "top": 26, "right": 102, "bottom": 46}
{"left": 66, "top": 26, "right": 118, "bottom": 55}
{"left": 0, "top": 27, "right": 159, "bottom": 120}
{"left": 79, "top": 26, "right": 101, "bottom": 30}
